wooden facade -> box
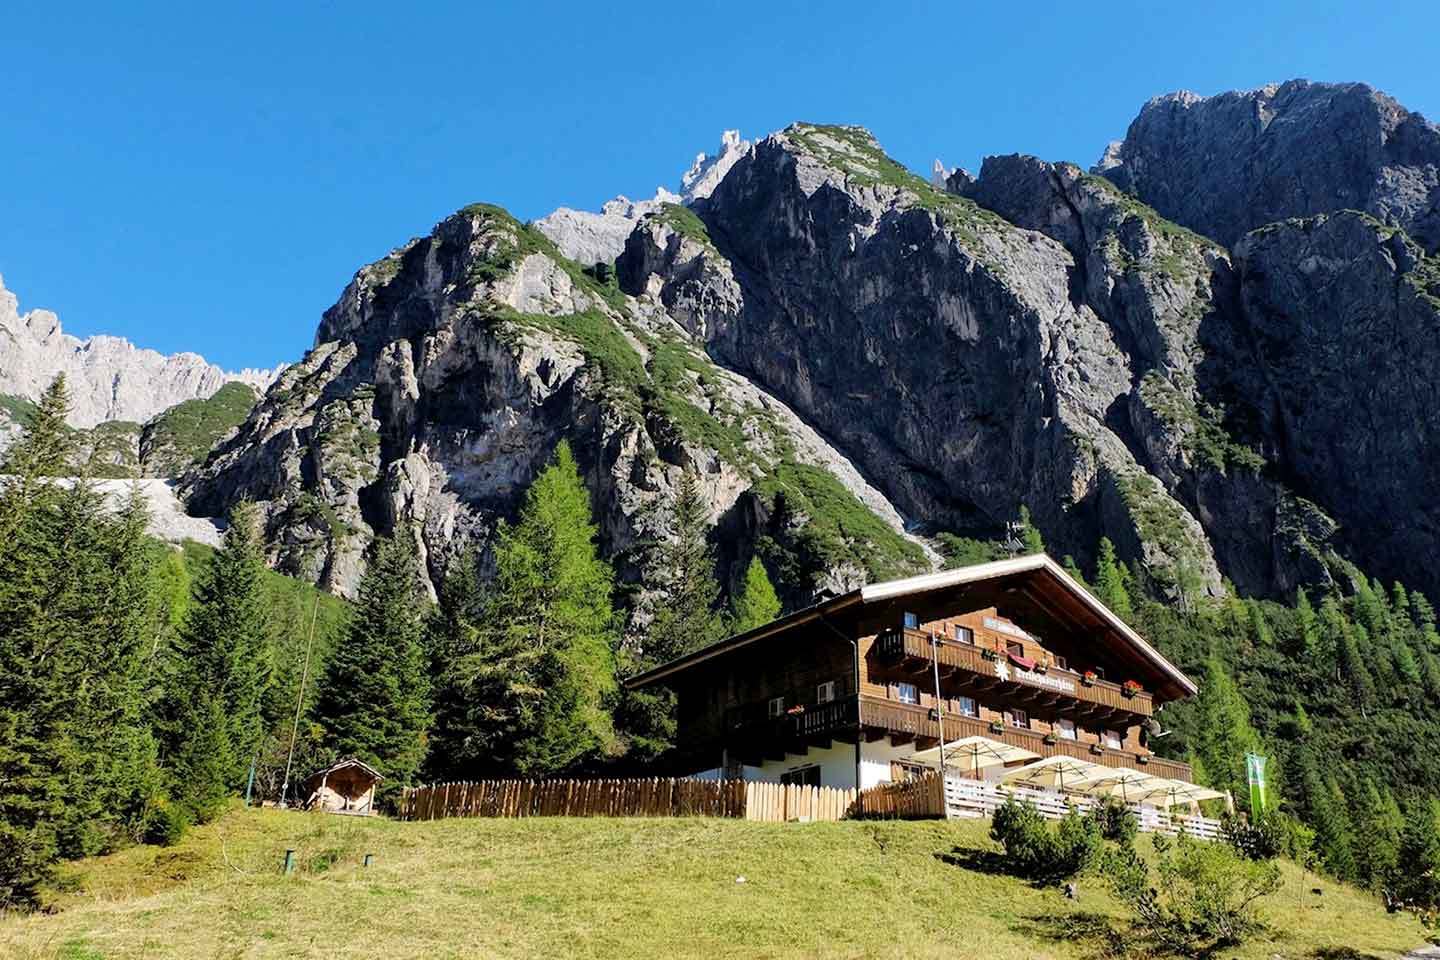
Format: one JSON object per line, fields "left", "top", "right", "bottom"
{"left": 303, "top": 758, "right": 383, "bottom": 815}
{"left": 630, "top": 555, "right": 1197, "bottom": 788}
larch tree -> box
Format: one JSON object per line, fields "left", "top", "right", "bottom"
{"left": 1093, "top": 537, "right": 1133, "bottom": 618}
{"left": 315, "top": 532, "right": 432, "bottom": 790}
{"left": 730, "top": 556, "right": 782, "bottom": 634}
{"left": 1189, "top": 657, "right": 1264, "bottom": 813}
{"left": 462, "top": 442, "right": 618, "bottom": 776}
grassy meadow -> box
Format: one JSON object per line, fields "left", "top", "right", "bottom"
{"left": 0, "top": 807, "right": 1427, "bottom": 960}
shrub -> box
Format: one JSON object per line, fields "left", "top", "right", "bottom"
{"left": 141, "top": 797, "right": 190, "bottom": 848}
{"left": 1101, "top": 834, "right": 1282, "bottom": 954}
{"left": 1094, "top": 798, "right": 1139, "bottom": 847}
{"left": 1221, "top": 813, "right": 1284, "bottom": 861}
{"left": 991, "top": 798, "right": 1102, "bottom": 884}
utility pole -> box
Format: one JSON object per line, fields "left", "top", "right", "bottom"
{"left": 279, "top": 593, "right": 321, "bottom": 809}
{"left": 930, "top": 631, "right": 949, "bottom": 775}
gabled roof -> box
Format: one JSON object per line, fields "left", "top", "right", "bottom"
{"left": 303, "top": 757, "right": 384, "bottom": 785}
{"left": 624, "top": 553, "right": 1197, "bottom": 699}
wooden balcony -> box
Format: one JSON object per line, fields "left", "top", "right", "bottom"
{"left": 873, "top": 628, "right": 1155, "bottom": 723}
{"left": 859, "top": 695, "right": 1191, "bottom": 783}
{"left": 726, "top": 698, "right": 860, "bottom": 765}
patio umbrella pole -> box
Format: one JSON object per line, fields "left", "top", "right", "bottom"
{"left": 930, "top": 633, "right": 949, "bottom": 776}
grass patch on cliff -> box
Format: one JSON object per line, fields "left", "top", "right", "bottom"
{"left": 0, "top": 392, "right": 38, "bottom": 425}
{"left": 785, "top": 123, "right": 1014, "bottom": 256}
{"left": 1139, "top": 373, "right": 1264, "bottom": 475}
{"left": 142, "top": 382, "right": 258, "bottom": 475}
{"left": 653, "top": 203, "right": 713, "bottom": 245}
{"left": 4, "top": 806, "right": 1424, "bottom": 960}
{"left": 457, "top": 203, "right": 628, "bottom": 313}
{"left": 756, "top": 460, "right": 927, "bottom": 581}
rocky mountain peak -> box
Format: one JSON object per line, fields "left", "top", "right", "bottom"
{"left": 0, "top": 273, "right": 283, "bottom": 428}
{"left": 534, "top": 130, "right": 753, "bottom": 266}
{"left": 1097, "top": 78, "right": 1440, "bottom": 251}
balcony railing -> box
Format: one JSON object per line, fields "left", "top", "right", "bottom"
{"left": 874, "top": 628, "right": 1155, "bottom": 719}
{"left": 859, "top": 695, "right": 1191, "bottom": 782}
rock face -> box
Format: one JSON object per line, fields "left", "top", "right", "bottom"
{"left": 1097, "top": 80, "right": 1440, "bottom": 252}
{"left": 1225, "top": 212, "right": 1440, "bottom": 591}
{"left": 534, "top": 131, "right": 752, "bottom": 265}
{"left": 186, "top": 81, "right": 1440, "bottom": 606}
{"left": 184, "top": 203, "right": 932, "bottom": 600}
{"left": 0, "top": 273, "right": 282, "bottom": 428}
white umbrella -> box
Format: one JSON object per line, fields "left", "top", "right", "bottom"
{"left": 1074, "top": 767, "right": 1163, "bottom": 805}
{"left": 911, "top": 736, "right": 1039, "bottom": 779}
{"left": 1002, "top": 755, "right": 1110, "bottom": 792}
{"left": 1129, "top": 778, "right": 1226, "bottom": 809}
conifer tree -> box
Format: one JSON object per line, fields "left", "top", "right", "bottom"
{"left": 422, "top": 552, "right": 484, "bottom": 780}
{"left": 1390, "top": 798, "right": 1440, "bottom": 917}
{"left": 315, "top": 532, "right": 432, "bottom": 787}
{"left": 166, "top": 502, "right": 270, "bottom": 815}
{"left": 730, "top": 556, "right": 782, "bottom": 633}
{"left": 1061, "top": 555, "right": 1089, "bottom": 590}
{"left": 1294, "top": 588, "right": 1318, "bottom": 659}
{"left": 1093, "top": 537, "right": 1132, "bottom": 618}
{"left": 1190, "top": 657, "right": 1264, "bottom": 812}
{"left": 644, "top": 470, "right": 724, "bottom": 663}
{"left": 1016, "top": 505, "right": 1045, "bottom": 555}
{"left": 1352, "top": 778, "right": 1404, "bottom": 889}
{"left": 0, "top": 375, "right": 74, "bottom": 479}
{"left": 460, "top": 442, "right": 617, "bottom": 776}
{"left": 1297, "top": 747, "right": 1357, "bottom": 881}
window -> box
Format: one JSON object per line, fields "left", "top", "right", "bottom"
{"left": 767, "top": 696, "right": 785, "bottom": 719}
{"left": 956, "top": 695, "right": 978, "bottom": 718}
{"left": 1091, "top": 666, "right": 1106, "bottom": 680}
{"left": 781, "top": 766, "right": 821, "bottom": 787}
{"left": 1055, "top": 718, "right": 1076, "bottom": 740}
{"left": 954, "top": 624, "right": 974, "bottom": 645}
{"left": 1052, "top": 654, "right": 1068, "bottom": 671}
{"left": 816, "top": 680, "right": 836, "bottom": 704}
{"left": 896, "top": 682, "right": 919, "bottom": 705}
{"left": 1103, "top": 729, "right": 1123, "bottom": 749}
{"left": 1006, "top": 640, "right": 1025, "bottom": 657}
{"left": 902, "top": 611, "right": 920, "bottom": 630}
{"left": 1007, "top": 708, "right": 1029, "bottom": 729}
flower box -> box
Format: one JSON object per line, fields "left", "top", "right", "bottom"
{"left": 1043, "top": 733, "right": 1058, "bottom": 746}
{"left": 1122, "top": 680, "right": 1143, "bottom": 698}
{"left": 1136, "top": 755, "right": 1150, "bottom": 765}
{"left": 988, "top": 720, "right": 1005, "bottom": 735}
{"left": 1089, "top": 744, "right": 1105, "bottom": 756}
{"left": 1081, "top": 671, "right": 1098, "bottom": 687}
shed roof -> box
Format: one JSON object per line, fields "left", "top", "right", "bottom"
{"left": 624, "top": 554, "right": 1197, "bottom": 700}
{"left": 302, "top": 757, "right": 384, "bottom": 786}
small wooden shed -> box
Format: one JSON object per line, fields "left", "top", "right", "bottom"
{"left": 302, "top": 758, "right": 383, "bottom": 815}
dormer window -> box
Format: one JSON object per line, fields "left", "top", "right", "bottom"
{"left": 903, "top": 611, "right": 920, "bottom": 630}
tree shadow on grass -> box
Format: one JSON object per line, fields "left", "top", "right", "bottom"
{"left": 1307, "top": 950, "right": 1395, "bottom": 960}
{"left": 1010, "top": 912, "right": 1133, "bottom": 960}
{"left": 934, "top": 846, "right": 1071, "bottom": 891}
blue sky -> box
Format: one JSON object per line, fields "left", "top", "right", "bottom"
{"left": 4, "top": 1, "right": 1438, "bottom": 370}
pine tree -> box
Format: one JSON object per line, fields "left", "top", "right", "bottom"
{"left": 315, "top": 533, "right": 432, "bottom": 787}
{"left": 1093, "top": 537, "right": 1132, "bottom": 618}
{"left": 1390, "top": 798, "right": 1440, "bottom": 915}
{"left": 1297, "top": 747, "right": 1357, "bottom": 881}
{"left": 730, "top": 556, "right": 781, "bottom": 633}
{"left": 0, "top": 375, "right": 74, "bottom": 479}
{"left": 0, "top": 384, "right": 160, "bottom": 903}
{"left": 1061, "top": 555, "right": 1089, "bottom": 590}
{"left": 1017, "top": 505, "right": 1045, "bottom": 555}
{"left": 644, "top": 470, "right": 724, "bottom": 663}
{"left": 1189, "top": 657, "right": 1264, "bottom": 812}
{"left": 460, "top": 442, "right": 617, "bottom": 776}
{"left": 1352, "top": 778, "right": 1403, "bottom": 890}
{"left": 422, "top": 552, "right": 484, "bottom": 781}
{"left": 166, "top": 502, "right": 270, "bottom": 816}
{"left": 1294, "top": 588, "right": 1318, "bottom": 659}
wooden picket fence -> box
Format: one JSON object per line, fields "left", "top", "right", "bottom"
{"left": 851, "top": 772, "right": 947, "bottom": 819}
{"left": 742, "top": 780, "right": 858, "bottom": 822}
{"left": 399, "top": 778, "right": 747, "bottom": 821}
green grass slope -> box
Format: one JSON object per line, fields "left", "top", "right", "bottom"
{"left": 1, "top": 809, "right": 1424, "bottom": 960}
{"left": 140, "top": 381, "right": 258, "bottom": 477}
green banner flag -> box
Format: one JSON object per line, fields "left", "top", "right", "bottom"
{"left": 1245, "top": 753, "right": 1267, "bottom": 815}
